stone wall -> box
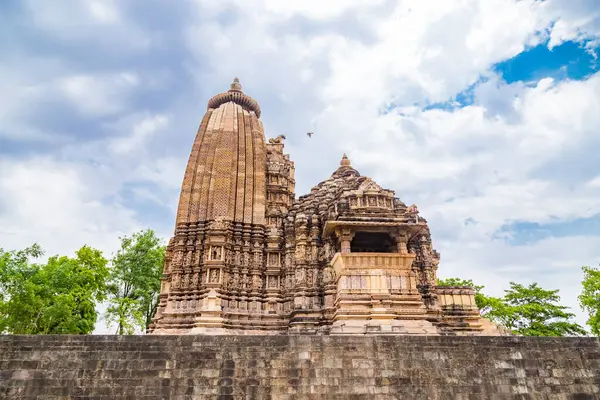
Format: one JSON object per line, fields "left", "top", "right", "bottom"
{"left": 1, "top": 335, "right": 599, "bottom": 399}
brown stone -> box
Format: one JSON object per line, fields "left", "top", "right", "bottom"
{"left": 149, "top": 79, "right": 504, "bottom": 336}
{"left": 1, "top": 335, "right": 600, "bottom": 399}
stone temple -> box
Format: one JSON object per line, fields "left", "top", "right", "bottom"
{"left": 4, "top": 79, "right": 600, "bottom": 400}
{"left": 149, "top": 78, "right": 501, "bottom": 336}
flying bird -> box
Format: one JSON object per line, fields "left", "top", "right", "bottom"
{"left": 307, "top": 132, "right": 313, "bottom": 138}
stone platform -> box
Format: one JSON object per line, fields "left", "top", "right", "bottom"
{"left": 1, "top": 335, "right": 599, "bottom": 399}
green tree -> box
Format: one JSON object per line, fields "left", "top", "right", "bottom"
{"left": 438, "top": 278, "right": 585, "bottom": 336}
{"left": 106, "top": 229, "right": 165, "bottom": 334}
{"left": 579, "top": 265, "right": 600, "bottom": 336}
{"left": 437, "top": 277, "right": 501, "bottom": 317}
{"left": 495, "top": 282, "right": 586, "bottom": 337}
{"left": 0, "top": 244, "right": 108, "bottom": 334}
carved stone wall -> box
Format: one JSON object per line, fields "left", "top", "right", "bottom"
{"left": 150, "top": 80, "right": 503, "bottom": 335}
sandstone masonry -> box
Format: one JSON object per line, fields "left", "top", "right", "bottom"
{"left": 1, "top": 335, "right": 599, "bottom": 399}
{"left": 149, "top": 78, "right": 503, "bottom": 335}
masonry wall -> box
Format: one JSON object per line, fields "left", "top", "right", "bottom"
{"left": 1, "top": 335, "right": 599, "bottom": 400}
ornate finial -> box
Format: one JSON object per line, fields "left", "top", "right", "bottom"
{"left": 340, "top": 153, "right": 351, "bottom": 166}
{"left": 229, "top": 77, "right": 242, "bottom": 92}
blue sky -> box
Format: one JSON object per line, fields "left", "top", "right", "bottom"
{"left": 496, "top": 39, "right": 599, "bottom": 83}
{"left": 1, "top": 0, "right": 599, "bottom": 332}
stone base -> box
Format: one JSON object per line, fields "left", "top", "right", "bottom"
{"left": 476, "top": 317, "right": 512, "bottom": 336}
{"left": 188, "top": 327, "right": 285, "bottom": 335}
{"left": 330, "top": 318, "right": 439, "bottom": 335}
{"left": 6, "top": 335, "right": 599, "bottom": 399}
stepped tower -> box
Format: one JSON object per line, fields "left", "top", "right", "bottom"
{"left": 149, "top": 79, "right": 503, "bottom": 335}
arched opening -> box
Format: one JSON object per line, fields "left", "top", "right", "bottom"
{"left": 350, "top": 232, "right": 395, "bottom": 253}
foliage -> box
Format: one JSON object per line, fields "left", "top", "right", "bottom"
{"left": 438, "top": 277, "right": 585, "bottom": 336}
{"left": 437, "top": 277, "right": 499, "bottom": 316}
{"left": 105, "top": 229, "right": 165, "bottom": 334}
{"left": 490, "top": 282, "right": 586, "bottom": 336}
{"left": 0, "top": 244, "right": 108, "bottom": 334}
{"left": 579, "top": 265, "right": 600, "bottom": 336}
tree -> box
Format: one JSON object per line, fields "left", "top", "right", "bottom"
{"left": 437, "top": 277, "right": 501, "bottom": 317}
{"left": 438, "top": 277, "right": 585, "bottom": 336}
{"left": 105, "top": 229, "right": 165, "bottom": 334}
{"left": 495, "top": 282, "right": 586, "bottom": 337}
{"left": 0, "top": 244, "right": 108, "bottom": 334}
{"left": 579, "top": 265, "right": 600, "bottom": 336}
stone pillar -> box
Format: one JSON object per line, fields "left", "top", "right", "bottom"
{"left": 337, "top": 228, "right": 355, "bottom": 254}
{"left": 394, "top": 232, "right": 409, "bottom": 254}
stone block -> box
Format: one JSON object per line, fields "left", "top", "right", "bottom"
{"left": 1, "top": 336, "right": 599, "bottom": 399}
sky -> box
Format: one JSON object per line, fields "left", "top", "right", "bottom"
{"left": 1, "top": 0, "right": 599, "bottom": 333}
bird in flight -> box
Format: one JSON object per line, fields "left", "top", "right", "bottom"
{"left": 307, "top": 132, "right": 313, "bottom": 138}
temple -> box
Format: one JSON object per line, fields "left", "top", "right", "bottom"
{"left": 149, "top": 78, "right": 503, "bottom": 335}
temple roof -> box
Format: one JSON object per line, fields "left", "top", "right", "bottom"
{"left": 207, "top": 78, "right": 262, "bottom": 118}
{"left": 331, "top": 153, "right": 360, "bottom": 178}
{"left": 176, "top": 79, "right": 267, "bottom": 225}
{"left": 289, "top": 153, "right": 419, "bottom": 225}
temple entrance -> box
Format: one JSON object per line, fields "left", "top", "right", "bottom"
{"left": 350, "top": 232, "right": 395, "bottom": 253}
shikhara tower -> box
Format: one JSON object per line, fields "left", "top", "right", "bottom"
{"left": 149, "top": 79, "right": 502, "bottom": 335}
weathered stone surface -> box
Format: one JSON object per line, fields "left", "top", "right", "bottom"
{"left": 149, "top": 79, "right": 503, "bottom": 335}
{"left": 1, "top": 335, "right": 599, "bottom": 399}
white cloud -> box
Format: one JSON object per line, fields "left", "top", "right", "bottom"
{"left": 0, "top": 68, "right": 143, "bottom": 144}
{"left": 26, "top": 0, "right": 122, "bottom": 28}
{"left": 59, "top": 73, "right": 140, "bottom": 116}
{"left": 88, "top": 0, "right": 121, "bottom": 24}
{"left": 2, "top": 0, "right": 600, "bottom": 332}
{"left": 437, "top": 234, "right": 600, "bottom": 327}
{"left": 0, "top": 157, "right": 140, "bottom": 259}
{"left": 23, "top": 0, "right": 150, "bottom": 50}
{"left": 183, "top": 0, "right": 600, "bottom": 328}
{"left": 544, "top": 0, "right": 600, "bottom": 48}
{"left": 109, "top": 114, "right": 169, "bottom": 154}
{"left": 587, "top": 175, "right": 600, "bottom": 188}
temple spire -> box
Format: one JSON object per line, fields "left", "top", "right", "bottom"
{"left": 340, "top": 153, "right": 351, "bottom": 166}
{"left": 229, "top": 77, "right": 242, "bottom": 92}
{"left": 207, "top": 77, "right": 261, "bottom": 117}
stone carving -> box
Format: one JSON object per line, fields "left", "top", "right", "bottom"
{"left": 149, "top": 79, "right": 500, "bottom": 336}
{"left": 242, "top": 274, "right": 250, "bottom": 289}
{"left": 209, "top": 216, "right": 230, "bottom": 230}
{"left": 268, "top": 275, "right": 278, "bottom": 289}
{"left": 359, "top": 179, "right": 383, "bottom": 193}
{"left": 306, "top": 269, "right": 314, "bottom": 286}
{"left": 294, "top": 269, "right": 306, "bottom": 285}
{"left": 172, "top": 273, "right": 181, "bottom": 288}
{"left": 209, "top": 246, "right": 222, "bottom": 261}
{"left": 172, "top": 251, "right": 183, "bottom": 267}
{"left": 252, "top": 274, "right": 262, "bottom": 290}
{"left": 268, "top": 134, "right": 286, "bottom": 144}
{"left": 322, "top": 266, "right": 335, "bottom": 285}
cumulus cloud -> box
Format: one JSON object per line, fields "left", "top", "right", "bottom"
{"left": 58, "top": 72, "right": 141, "bottom": 116}
{"left": 1, "top": 0, "right": 599, "bottom": 331}
{"left": 109, "top": 113, "right": 169, "bottom": 154}
{"left": 0, "top": 157, "right": 139, "bottom": 259}
{"left": 22, "top": 0, "right": 151, "bottom": 51}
